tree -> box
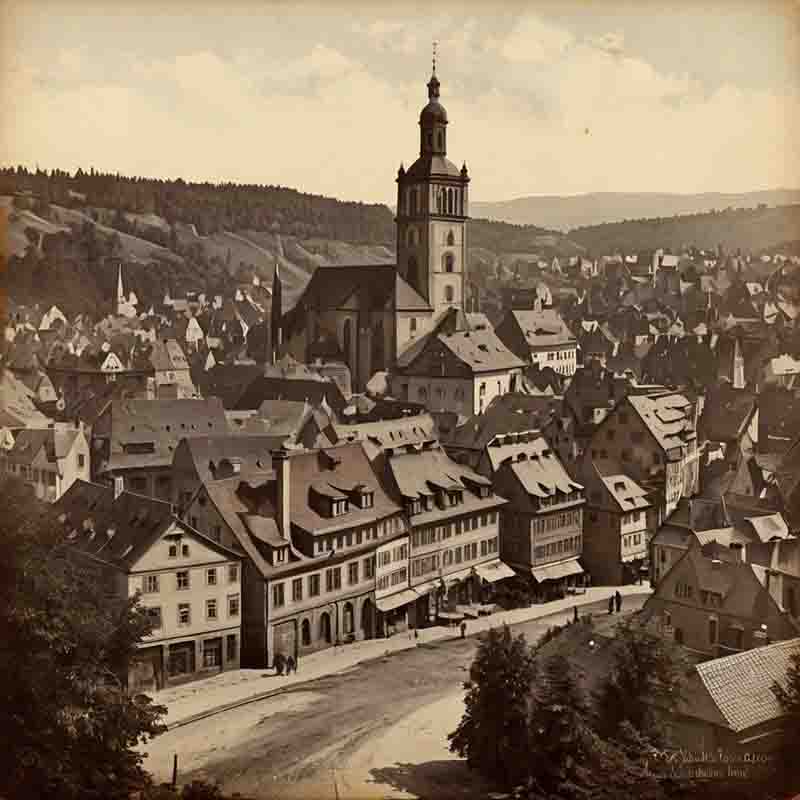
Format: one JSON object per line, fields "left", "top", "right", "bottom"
{"left": 0, "top": 477, "right": 167, "bottom": 800}
{"left": 772, "top": 645, "right": 800, "bottom": 789}
{"left": 595, "top": 617, "right": 688, "bottom": 748}
{"left": 448, "top": 625, "right": 537, "bottom": 788}
{"left": 525, "top": 654, "right": 666, "bottom": 800}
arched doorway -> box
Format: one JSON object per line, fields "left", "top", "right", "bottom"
{"left": 361, "top": 598, "right": 375, "bottom": 639}
{"left": 320, "top": 612, "right": 332, "bottom": 644}
{"left": 343, "top": 602, "right": 355, "bottom": 638}
{"left": 301, "top": 618, "right": 311, "bottom": 647}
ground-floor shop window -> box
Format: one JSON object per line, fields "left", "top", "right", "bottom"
{"left": 202, "top": 638, "right": 222, "bottom": 668}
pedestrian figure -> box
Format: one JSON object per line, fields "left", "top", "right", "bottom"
{"left": 608, "top": 595, "right": 615, "bottom": 615}
{"left": 615, "top": 590, "right": 622, "bottom": 613}
{"left": 286, "top": 655, "right": 296, "bottom": 674}
{"left": 573, "top": 605, "right": 579, "bottom": 624}
{"left": 274, "top": 652, "right": 285, "bottom": 675}
{"left": 414, "top": 627, "right": 419, "bottom": 640}
{"left": 460, "top": 620, "right": 467, "bottom": 639}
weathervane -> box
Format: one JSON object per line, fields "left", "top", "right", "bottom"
{"left": 432, "top": 40, "right": 438, "bottom": 74}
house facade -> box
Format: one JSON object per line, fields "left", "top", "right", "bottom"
{"left": 490, "top": 434, "right": 586, "bottom": 599}
{"left": 52, "top": 481, "right": 242, "bottom": 692}
{"left": 0, "top": 423, "right": 90, "bottom": 502}
{"left": 495, "top": 308, "right": 577, "bottom": 377}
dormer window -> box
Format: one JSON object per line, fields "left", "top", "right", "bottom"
{"left": 423, "top": 495, "right": 434, "bottom": 512}
{"left": 333, "top": 499, "right": 349, "bottom": 516}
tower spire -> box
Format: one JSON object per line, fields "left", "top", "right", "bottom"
{"left": 432, "top": 40, "right": 438, "bottom": 75}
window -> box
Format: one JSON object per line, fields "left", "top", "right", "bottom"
{"left": 145, "top": 606, "right": 162, "bottom": 629}
{"left": 206, "top": 598, "right": 218, "bottom": 620}
{"left": 228, "top": 594, "right": 240, "bottom": 617}
{"left": 364, "top": 557, "right": 375, "bottom": 579}
{"left": 143, "top": 574, "right": 160, "bottom": 594}
{"left": 325, "top": 567, "right": 341, "bottom": 592}
{"left": 206, "top": 568, "right": 217, "bottom": 586}
{"left": 410, "top": 317, "right": 417, "bottom": 333}
{"left": 444, "top": 253, "right": 455, "bottom": 273}
{"left": 182, "top": 543, "right": 190, "bottom": 557}
{"left": 272, "top": 583, "right": 285, "bottom": 608}
{"left": 78, "top": 454, "right": 86, "bottom": 468}
{"left": 228, "top": 564, "right": 239, "bottom": 583}
{"left": 212, "top": 525, "right": 222, "bottom": 543}
{"left": 227, "top": 634, "right": 238, "bottom": 662}
{"left": 447, "top": 230, "right": 455, "bottom": 246}
{"left": 177, "top": 603, "right": 191, "bottom": 626}
{"left": 292, "top": 578, "right": 303, "bottom": 602}
{"left": 176, "top": 570, "right": 190, "bottom": 590}
{"left": 168, "top": 544, "right": 178, "bottom": 558}
{"left": 190, "top": 516, "right": 198, "bottom": 529}
{"left": 479, "top": 383, "right": 486, "bottom": 396}
{"left": 708, "top": 618, "right": 718, "bottom": 644}
{"left": 309, "top": 574, "right": 321, "bottom": 597}
{"left": 202, "top": 639, "right": 221, "bottom": 668}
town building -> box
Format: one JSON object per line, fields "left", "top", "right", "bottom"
{"left": 52, "top": 481, "right": 242, "bottom": 691}
{"left": 491, "top": 433, "right": 586, "bottom": 599}
{"left": 668, "top": 637, "right": 800, "bottom": 755}
{"left": 92, "top": 397, "right": 229, "bottom": 500}
{"left": 0, "top": 423, "right": 90, "bottom": 502}
{"left": 586, "top": 391, "right": 700, "bottom": 525}
{"left": 183, "top": 443, "right": 408, "bottom": 667}
{"left": 148, "top": 338, "right": 197, "bottom": 399}
{"left": 385, "top": 441, "right": 511, "bottom": 625}
{"left": 390, "top": 324, "right": 525, "bottom": 416}
{"left": 495, "top": 308, "right": 577, "bottom": 376}
{"left": 641, "top": 539, "right": 799, "bottom": 659}
{"left": 579, "top": 459, "right": 650, "bottom": 585}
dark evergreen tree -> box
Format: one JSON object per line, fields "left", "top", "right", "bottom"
{"left": 448, "top": 625, "right": 536, "bottom": 788}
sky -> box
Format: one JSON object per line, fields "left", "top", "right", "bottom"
{"left": 1, "top": 0, "right": 799, "bottom": 204}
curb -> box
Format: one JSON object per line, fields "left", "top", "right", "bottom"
{"left": 162, "top": 587, "right": 651, "bottom": 730}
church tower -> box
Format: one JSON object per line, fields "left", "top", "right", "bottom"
{"left": 396, "top": 58, "right": 469, "bottom": 316}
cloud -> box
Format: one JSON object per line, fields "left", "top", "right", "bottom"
{"left": 589, "top": 31, "right": 625, "bottom": 56}
{"left": 3, "top": 11, "right": 799, "bottom": 205}
{"left": 498, "top": 14, "right": 574, "bottom": 64}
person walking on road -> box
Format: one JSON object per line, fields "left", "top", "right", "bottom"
{"left": 573, "top": 605, "right": 579, "bottom": 624}
{"left": 286, "top": 655, "right": 296, "bottom": 675}
{"left": 274, "top": 652, "right": 286, "bottom": 676}
{"left": 460, "top": 620, "right": 467, "bottom": 639}
{"left": 615, "top": 590, "right": 622, "bottom": 613}
{"left": 608, "top": 595, "right": 615, "bottom": 615}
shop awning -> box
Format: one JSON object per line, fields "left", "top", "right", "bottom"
{"left": 375, "top": 588, "right": 418, "bottom": 613}
{"left": 531, "top": 559, "right": 584, "bottom": 583}
{"left": 442, "top": 566, "right": 474, "bottom": 586}
{"left": 412, "top": 579, "right": 441, "bottom": 597}
{"left": 474, "top": 559, "right": 516, "bottom": 583}
{"left": 438, "top": 610, "right": 464, "bottom": 621}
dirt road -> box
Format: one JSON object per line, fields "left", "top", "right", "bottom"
{"left": 145, "top": 597, "right": 643, "bottom": 799}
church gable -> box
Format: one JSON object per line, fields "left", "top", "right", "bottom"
{"left": 399, "top": 335, "right": 473, "bottom": 378}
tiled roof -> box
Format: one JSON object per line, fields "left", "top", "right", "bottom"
{"left": 592, "top": 460, "right": 650, "bottom": 512}
{"left": 173, "top": 435, "right": 281, "bottom": 483}
{"left": 627, "top": 392, "right": 695, "bottom": 453}
{"left": 386, "top": 444, "right": 503, "bottom": 526}
{"left": 438, "top": 328, "right": 526, "bottom": 373}
{"left": 233, "top": 376, "right": 347, "bottom": 415}
{"left": 51, "top": 480, "right": 240, "bottom": 571}
{"left": 508, "top": 309, "right": 575, "bottom": 350}
{"left": 695, "top": 638, "right": 800, "bottom": 732}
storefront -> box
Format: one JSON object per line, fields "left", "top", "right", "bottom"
{"left": 530, "top": 558, "right": 585, "bottom": 601}
{"left": 375, "top": 588, "right": 417, "bottom": 637}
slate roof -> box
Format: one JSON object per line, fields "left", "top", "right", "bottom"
{"left": 694, "top": 638, "right": 800, "bottom": 732}
{"left": 330, "top": 414, "right": 437, "bottom": 461}
{"left": 698, "top": 383, "right": 757, "bottom": 443}
{"left": 51, "top": 480, "right": 240, "bottom": 571}
{"left": 233, "top": 375, "right": 347, "bottom": 416}
{"left": 591, "top": 459, "right": 651, "bottom": 512}
{"left": 4, "top": 427, "right": 80, "bottom": 467}
{"left": 386, "top": 444, "right": 503, "bottom": 526}
{"left": 172, "top": 435, "right": 281, "bottom": 484}
{"left": 288, "top": 263, "right": 431, "bottom": 315}
{"left": 627, "top": 392, "right": 696, "bottom": 454}
{"left": 437, "top": 328, "right": 526, "bottom": 373}
{"left": 507, "top": 309, "right": 575, "bottom": 350}
{"left": 286, "top": 442, "right": 403, "bottom": 535}
{"left": 103, "top": 397, "right": 229, "bottom": 472}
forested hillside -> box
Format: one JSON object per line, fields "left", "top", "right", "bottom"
{"left": 569, "top": 204, "right": 800, "bottom": 255}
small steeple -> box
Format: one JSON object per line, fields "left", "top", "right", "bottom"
{"left": 428, "top": 40, "right": 440, "bottom": 100}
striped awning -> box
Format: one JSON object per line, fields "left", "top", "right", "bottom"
{"left": 531, "top": 559, "right": 584, "bottom": 582}
{"left": 474, "top": 559, "right": 516, "bottom": 583}
{"left": 375, "top": 588, "right": 418, "bottom": 612}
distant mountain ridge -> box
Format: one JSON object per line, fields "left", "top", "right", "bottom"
{"left": 471, "top": 190, "right": 800, "bottom": 231}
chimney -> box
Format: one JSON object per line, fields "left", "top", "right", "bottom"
{"left": 272, "top": 448, "right": 291, "bottom": 543}
{"left": 113, "top": 475, "right": 124, "bottom": 500}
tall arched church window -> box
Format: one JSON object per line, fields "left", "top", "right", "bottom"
{"left": 447, "top": 188, "right": 454, "bottom": 215}
{"left": 445, "top": 285, "right": 455, "bottom": 303}
{"left": 437, "top": 189, "right": 444, "bottom": 215}
{"left": 443, "top": 253, "right": 455, "bottom": 273}
{"left": 447, "top": 230, "right": 455, "bottom": 247}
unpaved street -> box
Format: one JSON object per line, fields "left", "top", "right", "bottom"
{"left": 145, "top": 597, "right": 644, "bottom": 799}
